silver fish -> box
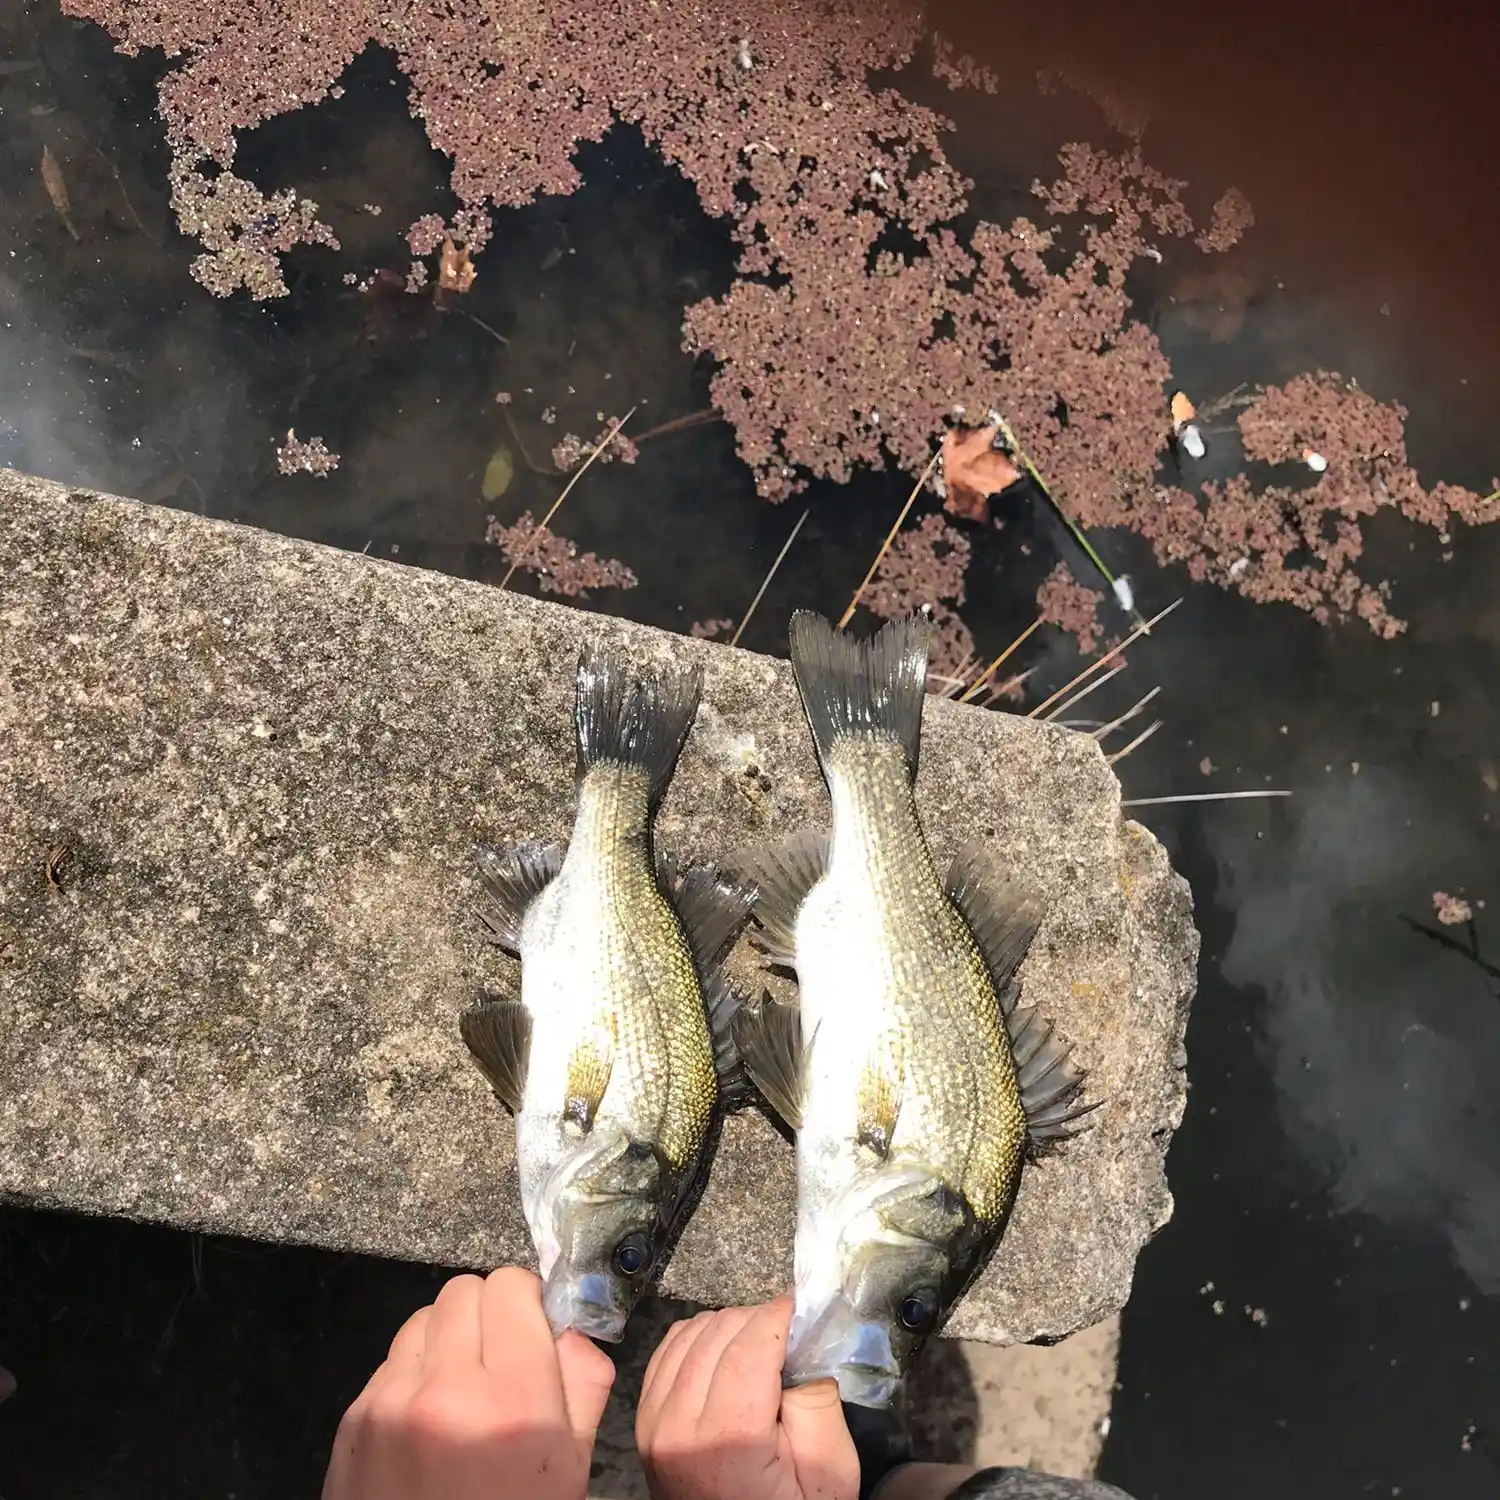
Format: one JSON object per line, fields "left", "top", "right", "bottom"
{"left": 462, "top": 642, "right": 752, "bottom": 1342}
{"left": 734, "top": 611, "right": 1094, "bottom": 1406}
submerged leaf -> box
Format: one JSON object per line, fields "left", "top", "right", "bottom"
{"left": 482, "top": 445, "right": 516, "bottom": 500}
{"left": 438, "top": 235, "right": 476, "bottom": 293}
{"left": 40, "top": 146, "right": 79, "bottom": 241}
{"left": 940, "top": 423, "right": 1019, "bottom": 523}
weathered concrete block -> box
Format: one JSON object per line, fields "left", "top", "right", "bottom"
{"left": 0, "top": 469, "right": 1198, "bottom": 1343}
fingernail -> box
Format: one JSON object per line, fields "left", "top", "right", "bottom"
{"left": 784, "top": 1376, "right": 843, "bottom": 1408}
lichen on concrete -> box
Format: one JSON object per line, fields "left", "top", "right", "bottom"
{"left": 0, "top": 468, "right": 1199, "bottom": 1344}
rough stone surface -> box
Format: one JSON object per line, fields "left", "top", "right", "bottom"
{"left": 0, "top": 469, "right": 1199, "bottom": 1344}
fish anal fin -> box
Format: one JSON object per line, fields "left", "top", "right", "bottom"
{"left": 475, "top": 840, "right": 565, "bottom": 954}
{"left": 733, "top": 828, "right": 829, "bottom": 968}
{"left": 944, "top": 840, "right": 1042, "bottom": 1015}
{"left": 730, "top": 991, "right": 805, "bottom": 1130}
{"left": 563, "top": 1023, "right": 615, "bottom": 1133}
{"left": 787, "top": 611, "right": 933, "bottom": 777}
{"left": 459, "top": 993, "right": 532, "bottom": 1114}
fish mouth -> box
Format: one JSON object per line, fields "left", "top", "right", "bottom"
{"left": 783, "top": 1294, "right": 903, "bottom": 1408}
{"left": 542, "top": 1270, "right": 629, "bottom": 1343}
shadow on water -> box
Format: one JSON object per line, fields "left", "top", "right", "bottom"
{"left": 1, "top": 0, "right": 1499, "bottom": 1493}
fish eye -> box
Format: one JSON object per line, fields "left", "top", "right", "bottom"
{"left": 897, "top": 1286, "right": 940, "bottom": 1333}
{"left": 612, "top": 1232, "right": 653, "bottom": 1278}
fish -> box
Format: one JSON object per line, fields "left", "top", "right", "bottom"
{"left": 460, "top": 641, "right": 753, "bottom": 1342}
{"left": 732, "top": 610, "right": 1094, "bottom": 1406}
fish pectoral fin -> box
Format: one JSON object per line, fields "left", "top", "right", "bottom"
{"left": 563, "top": 1025, "right": 615, "bottom": 1133}
{"left": 459, "top": 992, "right": 532, "bottom": 1114}
{"left": 1009, "top": 1004, "right": 1094, "bottom": 1148}
{"left": 660, "top": 855, "right": 757, "bottom": 975}
{"left": 730, "top": 990, "right": 805, "bottom": 1130}
{"left": 732, "top": 828, "right": 829, "bottom": 968}
{"left": 475, "top": 840, "right": 566, "bottom": 954}
{"left": 854, "top": 1043, "right": 904, "bottom": 1158}
{"left": 943, "top": 841, "right": 1041, "bottom": 1017}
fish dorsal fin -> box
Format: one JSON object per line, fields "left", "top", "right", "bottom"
{"left": 1007, "top": 1004, "right": 1096, "bottom": 1144}
{"left": 476, "top": 840, "right": 565, "bottom": 955}
{"left": 944, "top": 840, "right": 1041, "bottom": 1017}
{"left": 704, "top": 973, "right": 752, "bottom": 1102}
{"left": 658, "top": 854, "right": 758, "bottom": 1096}
{"left": 733, "top": 828, "right": 830, "bottom": 967}
{"left": 575, "top": 642, "right": 702, "bottom": 809}
{"left": 943, "top": 841, "right": 1095, "bottom": 1146}
{"left": 730, "top": 991, "right": 806, "bottom": 1131}
{"left": 787, "top": 610, "right": 933, "bottom": 777}
{"left": 661, "top": 856, "right": 757, "bottom": 976}
{"left": 459, "top": 993, "right": 532, "bottom": 1114}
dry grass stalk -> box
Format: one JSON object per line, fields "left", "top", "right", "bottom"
{"left": 498, "top": 407, "right": 636, "bottom": 590}
{"left": 838, "top": 446, "right": 942, "bottom": 629}
{"left": 730, "top": 508, "right": 809, "bottom": 648}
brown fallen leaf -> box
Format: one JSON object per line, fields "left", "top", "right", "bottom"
{"left": 437, "top": 234, "right": 476, "bottom": 293}
{"left": 940, "top": 422, "right": 1020, "bottom": 523}
{"left": 40, "top": 146, "right": 80, "bottom": 241}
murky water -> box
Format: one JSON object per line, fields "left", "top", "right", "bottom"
{"left": 2, "top": 0, "right": 1498, "bottom": 1495}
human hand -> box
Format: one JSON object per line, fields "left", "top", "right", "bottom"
{"left": 636, "top": 1297, "right": 860, "bottom": 1500}
{"left": 322, "top": 1266, "right": 615, "bottom": 1500}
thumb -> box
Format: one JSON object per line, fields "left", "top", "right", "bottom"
{"left": 781, "top": 1378, "right": 860, "bottom": 1497}
{"left": 555, "top": 1330, "right": 616, "bottom": 1447}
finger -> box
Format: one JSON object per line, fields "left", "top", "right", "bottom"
{"left": 344, "top": 1302, "right": 432, "bottom": 1417}
{"left": 661, "top": 1305, "right": 762, "bottom": 1427}
{"left": 636, "top": 1312, "right": 714, "bottom": 1443}
{"left": 698, "top": 1296, "right": 793, "bottom": 1436}
{"left": 477, "top": 1266, "right": 569, "bottom": 1416}
{"left": 781, "top": 1377, "right": 859, "bottom": 1497}
{"left": 556, "top": 1329, "right": 616, "bottom": 1448}
{"left": 387, "top": 1304, "right": 431, "bottom": 1367}
{"left": 423, "top": 1273, "right": 485, "bottom": 1370}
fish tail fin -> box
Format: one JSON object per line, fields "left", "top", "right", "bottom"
{"left": 787, "top": 611, "right": 933, "bottom": 778}
{"left": 574, "top": 641, "right": 703, "bottom": 807}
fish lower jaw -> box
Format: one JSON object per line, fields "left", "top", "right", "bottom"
{"left": 784, "top": 1296, "right": 904, "bottom": 1408}
{"left": 784, "top": 1357, "right": 902, "bottom": 1410}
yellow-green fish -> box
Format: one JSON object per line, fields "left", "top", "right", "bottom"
{"left": 734, "top": 611, "right": 1093, "bottom": 1406}
{"left": 461, "top": 642, "right": 752, "bottom": 1341}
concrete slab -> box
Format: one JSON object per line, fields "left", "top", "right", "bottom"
{"left": 0, "top": 469, "right": 1198, "bottom": 1344}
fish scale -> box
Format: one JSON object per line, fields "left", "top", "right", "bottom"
{"left": 460, "top": 641, "right": 753, "bottom": 1344}
{"left": 733, "top": 610, "right": 1090, "bottom": 1408}
{"left": 819, "top": 741, "right": 1026, "bottom": 1226}
{"left": 542, "top": 764, "right": 716, "bottom": 1172}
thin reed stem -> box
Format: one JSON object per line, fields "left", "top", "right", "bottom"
{"left": 838, "top": 447, "right": 942, "bottom": 629}
{"left": 499, "top": 407, "right": 636, "bottom": 590}
{"left": 730, "top": 508, "right": 810, "bottom": 648}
